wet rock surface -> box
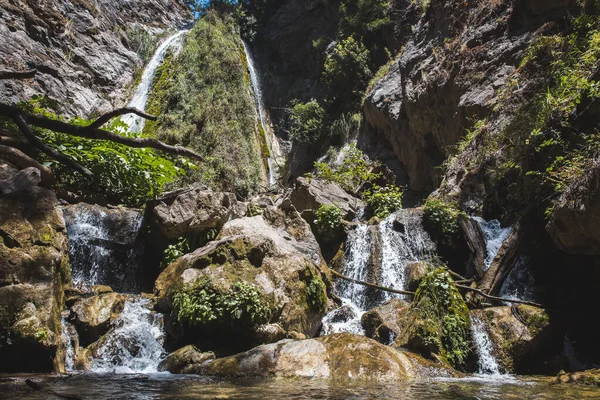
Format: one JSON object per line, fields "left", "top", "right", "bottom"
{"left": 69, "top": 292, "right": 127, "bottom": 347}
{"left": 361, "top": 298, "right": 410, "bottom": 345}
{"left": 158, "top": 345, "right": 215, "bottom": 374}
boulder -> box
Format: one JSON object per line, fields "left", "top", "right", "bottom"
{"left": 0, "top": 186, "right": 70, "bottom": 372}
{"left": 199, "top": 333, "right": 460, "bottom": 381}
{"left": 290, "top": 177, "right": 364, "bottom": 220}
{"left": 361, "top": 298, "right": 410, "bottom": 345}
{"left": 69, "top": 293, "right": 127, "bottom": 347}
{"left": 471, "top": 305, "right": 550, "bottom": 373}
{"left": 405, "top": 261, "right": 430, "bottom": 292}
{"left": 154, "top": 202, "right": 329, "bottom": 353}
{"left": 151, "top": 188, "right": 242, "bottom": 240}
{"left": 158, "top": 345, "right": 215, "bottom": 374}
{"left": 557, "top": 369, "right": 600, "bottom": 386}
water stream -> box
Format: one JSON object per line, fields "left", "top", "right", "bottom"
{"left": 470, "top": 315, "right": 503, "bottom": 376}
{"left": 243, "top": 41, "right": 282, "bottom": 187}
{"left": 122, "top": 30, "right": 188, "bottom": 133}
{"left": 473, "top": 217, "right": 512, "bottom": 270}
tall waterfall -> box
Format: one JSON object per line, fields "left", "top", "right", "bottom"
{"left": 243, "top": 41, "right": 282, "bottom": 187}
{"left": 470, "top": 315, "right": 503, "bottom": 376}
{"left": 122, "top": 30, "right": 188, "bottom": 133}
{"left": 473, "top": 217, "right": 512, "bottom": 270}
{"left": 321, "top": 211, "right": 435, "bottom": 336}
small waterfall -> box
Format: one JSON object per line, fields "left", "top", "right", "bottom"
{"left": 470, "top": 315, "right": 503, "bottom": 376}
{"left": 63, "top": 204, "right": 144, "bottom": 293}
{"left": 61, "top": 315, "right": 78, "bottom": 371}
{"left": 473, "top": 217, "right": 512, "bottom": 270}
{"left": 89, "top": 299, "right": 165, "bottom": 374}
{"left": 243, "top": 40, "right": 282, "bottom": 187}
{"left": 122, "top": 30, "right": 188, "bottom": 133}
{"left": 499, "top": 256, "right": 536, "bottom": 304}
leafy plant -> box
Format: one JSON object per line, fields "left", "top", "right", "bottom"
{"left": 314, "top": 204, "right": 344, "bottom": 239}
{"left": 172, "top": 278, "right": 272, "bottom": 328}
{"left": 306, "top": 275, "right": 327, "bottom": 313}
{"left": 161, "top": 237, "right": 191, "bottom": 269}
{"left": 364, "top": 184, "right": 403, "bottom": 218}
{"left": 423, "top": 199, "right": 464, "bottom": 245}
{"left": 286, "top": 99, "right": 326, "bottom": 144}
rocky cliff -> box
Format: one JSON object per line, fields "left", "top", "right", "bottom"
{"left": 0, "top": 0, "right": 190, "bottom": 117}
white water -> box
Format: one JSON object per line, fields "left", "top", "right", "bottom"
{"left": 122, "top": 30, "right": 188, "bottom": 133}
{"left": 470, "top": 315, "right": 503, "bottom": 376}
{"left": 243, "top": 41, "right": 282, "bottom": 187}
{"left": 499, "top": 256, "right": 536, "bottom": 304}
{"left": 61, "top": 315, "right": 77, "bottom": 371}
{"left": 90, "top": 299, "right": 166, "bottom": 374}
{"left": 473, "top": 217, "right": 512, "bottom": 270}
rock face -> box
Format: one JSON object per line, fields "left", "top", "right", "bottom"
{"left": 151, "top": 187, "right": 242, "bottom": 240}
{"left": 0, "top": 0, "right": 190, "bottom": 117}
{"left": 199, "top": 333, "right": 459, "bottom": 381}
{"left": 471, "top": 305, "right": 551, "bottom": 373}
{"left": 546, "top": 162, "right": 600, "bottom": 255}
{"left": 0, "top": 185, "right": 70, "bottom": 372}
{"left": 290, "top": 177, "right": 364, "bottom": 220}
{"left": 154, "top": 201, "right": 329, "bottom": 353}
{"left": 361, "top": 298, "right": 410, "bottom": 345}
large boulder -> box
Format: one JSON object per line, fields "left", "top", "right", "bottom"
{"left": 471, "top": 305, "right": 551, "bottom": 374}
{"left": 198, "top": 333, "right": 459, "bottom": 381}
{"left": 361, "top": 298, "right": 410, "bottom": 345}
{"left": 151, "top": 187, "right": 243, "bottom": 240}
{"left": 69, "top": 292, "right": 127, "bottom": 347}
{"left": 290, "top": 177, "right": 364, "bottom": 220}
{"left": 154, "top": 201, "right": 329, "bottom": 353}
{"left": 557, "top": 369, "right": 600, "bottom": 386}
{"left": 0, "top": 186, "right": 70, "bottom": 372}
{"left": 158, "top": 345, "right": 215, "bottom": 374}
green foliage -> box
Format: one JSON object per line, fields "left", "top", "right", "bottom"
{"left": 144, "top": 10, "right": 262, "bottom": 196}
{"left": 286, "top": 99, "right": 326, "bottom": 143}
{"left": 125, "top": 26, "right": 158, "bottom": 62}
{"left": 161, "top": 237, "right": 190, "bottom": 269}
{"left": 323, "top": 36, "right": 372, "bottom": 104}
{"left": 364, "top": 185, "right": 403, "bottom": 218}
{"left": 34, "top": 328, "right": 49, "bottom": 342}
{"left": 412, "top": 268, "right": 471, "bottom": 369}
{"left": 314, "top": 204, "right": 344, "bottom": 238}
{"left": 338, "top": 0, "right": 391, "bottom": 38}
{"left": 172, "top": 278, "right": 272, "bottom": 328}
{"left": 313, "top": 144, "right": 380, "bottom": 193}
{"left": 423, "top": 199, "right": 463, "bottom": 244}
{"left": 1, "top": 97, "right": 187, "bottom": 206}
{"left": 306, "top": 275, "right": 327, "bottom": 313}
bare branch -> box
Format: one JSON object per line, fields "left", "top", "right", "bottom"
{"left": 0, "top": 145, "right": 55, "bottom": 185}
{"left": 0, "top": 69, "right": 36, "bottom": 80}
{"left": 89, "top": 107, "right": 157, "bottom": 129}
{"left": 11, "top": 113, "right": 93, "bottom": 177}
{"left": 456, "top": 284, "right": 545, "bottom": 308}
{"left": 328, "top": 268, "right": 416, "bottom": 296}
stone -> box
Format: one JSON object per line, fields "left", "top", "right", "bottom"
{"left": 471, "top": 305, "right": 551, "bottom": 374}
{"left": 361, "top": 298, "right": 410, "bottom": 345}
{"left": 290, "top": 177, "right": 364, "bottom": 220}
{"left": 557, "top": 369, "right": 600, "bottom": 386}
{"left": 0, "top": 167, "right": 41, "bottom": 194}
{"left": 158, "top": 345, "right": 215, "bottom": 374}
{"left": 69, "top": 292, "right": 127, "bottom": 347}
{"left": 199, "top": 333, "right": 460, "bottom": 381}
{"left": 405, "top": 261, "right": 430, "bottom": 292}
{"left": 151, "top": 188, "right": 241, "bottom": 240}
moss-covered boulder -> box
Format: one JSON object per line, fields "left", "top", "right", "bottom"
{"left": 392, "top": 268, "right": 472, "bottom": 370}
{"left": 557, "top": 369, "right": 600, "bottom": 386}
{"left": 198, "top": 333, "right": 460, "bottom": 381}
{"left": 69, "top": 292, "right": 127, "bottom": 347}
{"left": 154, "top": 202, "right": 329, "bottom": 354}
{"left": 471, "top": 305, "right": 550, "bottom": 374}
{"left": 0, "top": 186, "right": 70, "bottom": 372}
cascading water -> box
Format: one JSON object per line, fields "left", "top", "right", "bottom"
{"left": 243, "top": 41, "right": 282, "bottom": 187}
{"left": 321, "top": 210, "right": 435, "bottom": 336}
{"left": 63, "top": 204, "right": 144, "bottom": 293}
{"left": 470, "top": 315, "right": 503, "bottom": 376}
{"left": 122, "top": 30, "right": 188, "bottom": 133}
{"left": 499, "top": 256, "right": 536, "bottom": 304}
{"left": 89, "top": 299, "right": 165, "bottom": 373}
{"left": 473, "top": 217, "right": 512, "bottom": 270}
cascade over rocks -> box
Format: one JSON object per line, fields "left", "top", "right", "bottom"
{"left": 69, "top": 292, "right": 127, "bottom": 347}
{"left": 195, "top": 333, "right": 460, "bottom": 381}
{"left": 0, "top": 182, "right": 70, "bottom": 372}
{"left": 154, "top": 200, "right": 329, "bottom": 353}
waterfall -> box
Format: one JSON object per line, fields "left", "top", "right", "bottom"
{"left": 242, "top": 41, "right": 282, "bottom": 187}
{"left": 499, "top": 256, "right": 536, "bottom": 304}
{"left": 89, "top": 299, "right": 165, "bottom": 374}
{"left": 321, "top": 211, "right": 435, "bottom": 335}
{"left": 61, "top": 315, "right": 77, "bottom": 371}
{"left": 122, "top": 30, "right": 188, "bottom": 133}
{"left": 470, "top": 315, "right": 503, "bottom": 376}
{"left": 473, "top": 217, "right": 512, "bottom": 270}
{"left": 63, "top": 204, "right": 144, "bottom": 293}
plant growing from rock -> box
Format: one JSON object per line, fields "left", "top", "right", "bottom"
{"left": 423, "top": 199, "right": 464, "bottom": 246}
{"left": 306, "top": 275, "right": 327, "bottom": 313}
{"left": 364, "top": 184, "right": 403, "bottom": 218}
{"left": 285, "top": 99, "right": 326, "bottom": 144}
{"left": 314, "top": 204, "right": 344, "bottom": 240}
{"left": 161, "top": 237, "right": 190, "bottom": 269}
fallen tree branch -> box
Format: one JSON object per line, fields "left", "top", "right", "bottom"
{"left": 88, "top": 107, "right": 157, "bottom": 129}
{"left": 0, "top": 69, "right": 36, "bottom": 80}
{"left": 0, "top": 144, "right": 55, "bottom": 185}
{"left": 328, "top": 268, "right": 416, "bottom": 296}
{"left": 456, "top": 284, "right": 545, "bottom": 308}
{"left": 12, "top": 114, "right": 93, "bottom": 177}
{"left": 0, "top": 103, "right": 204, "bottom": 161}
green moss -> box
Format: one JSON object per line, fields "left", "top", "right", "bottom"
{"left": 306, "top": 275, "right": 327, "bottom": 313}
{"left": 34, "top": 327, "right": 49, "bottom": 342}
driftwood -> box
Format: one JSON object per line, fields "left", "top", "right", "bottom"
{"left": 328, "top": 268, "right": 416, "bottom": 296}
{"left": 456, "top": 283, "right": 545, "bottom": 308}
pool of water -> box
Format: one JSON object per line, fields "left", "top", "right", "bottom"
{"left": 2, "top": 373, "right": 600, "bottom": 400}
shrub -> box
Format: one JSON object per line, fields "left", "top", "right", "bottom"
{"left": 172, "top": 278, "right": 272, "bottom": 328}
{"left": 314, "top": 204, "right": 344, "bottom": 239}
{"left": 125, "top": 25, "right": 157, "bottom": 62}
{"left": 339, "top": 0, "right": 391, "bottom": 38}
{"left": 323, "top": 36, "right": 372, "bottom": 102}
{"left": 423, "top": 199, "right": 463, "bottom": 243}
{"left": 364, "top": 185, "right": 403, "bottom": 218}
{"left": 286, "top": 99, "right": 326, "bottom": 143}
{"left": 313, "top": 144, "right": 380, "bottom": 193}
{"left": 306, "top": 275, "right": 327, "bottom": 312}
{"left": 161, "top": 237, "right": 190, "bottom": 269}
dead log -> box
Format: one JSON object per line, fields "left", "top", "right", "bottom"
{"left": 456, "top": 283, "right": 545, "bottom": 308}
{"left": 88, "top": 107, "right": 157, "bottom": 129}
{"left": 0, "top": 145, "right": 55, "bottom": 185}
{"left": 328, "top": 267, "right": 416, "bottom": 296}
